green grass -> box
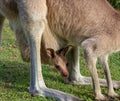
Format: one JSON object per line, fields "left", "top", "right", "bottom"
{"left": 108, "top": 0, "right": 120, "bottom": 9}
{"left": 1, "top": 21, "right": 120, "bottom": 101}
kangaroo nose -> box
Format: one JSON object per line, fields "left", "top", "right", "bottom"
{"left": 55, "top": 65, "right": 69, "bottom": 78}
{"left": 61, "top": 71, "right": 69, "bottom": 78}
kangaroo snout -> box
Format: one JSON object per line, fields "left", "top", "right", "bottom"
{"left": 46, "top": 46, "right": 72, "bottom": 78}
{"left": 55, "top": 65, "right": 69, "bottom": 78}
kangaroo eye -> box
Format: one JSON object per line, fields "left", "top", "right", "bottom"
{"left": 55, "top": 65, "right": 59, "bottom": 69}
{"left": 66, "top": 63, "right": 69, "bottom": 66}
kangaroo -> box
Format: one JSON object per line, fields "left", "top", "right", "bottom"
{"left": 7, "top": 0, "right": 120, "bottom": 91}
{"left": 0, "top": 0, "right": 82, "bottom": 101}
{"left": 14, "top": 17, "right": 120, "bottom": 89}
{"left": 46, "top": 0, "right": 120, "bottom": 100}
{"left": 0, "top": 0, "right": 120, "bottom": 100}
{"left": 47, "top": 0, "right": 120, "bottom": 100}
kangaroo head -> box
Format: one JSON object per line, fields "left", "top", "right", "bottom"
{"left": 46, "top": 45, "right": 72, "bottom": 78}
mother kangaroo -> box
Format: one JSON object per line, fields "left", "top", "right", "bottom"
{"left": 46, "top": 0, "right": 120, "bottom": 100}
{"left": 1, "top": 0, "right": 120, "bottom": 100}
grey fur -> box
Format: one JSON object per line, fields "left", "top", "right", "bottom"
{"left": 1, "top": 0, "right": 120, "bottom": 100}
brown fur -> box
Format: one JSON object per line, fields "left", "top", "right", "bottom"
{"left": 0, "top": 1, "right": 82, "bottom": 100}
{"left": 17, "top": 24, "right": 59, "bottom": 64}
{"left": 1, "top": 0, "right": 120, "bottom": 100}
{"left": 46, "top": 0, "right": 120, "bottom": 100}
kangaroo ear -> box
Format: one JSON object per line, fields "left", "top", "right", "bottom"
{"left": 58, "top": 45, "right": 73, "bottom": 56}
{"left": 46, "top": 48, "right": 56, "bottom": 58}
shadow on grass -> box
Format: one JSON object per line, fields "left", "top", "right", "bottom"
{"left": 0, "top": 60, "right": 29, "bottom": 92}
{"left": 0, "top": 60, "right": 64, "bottom": 92}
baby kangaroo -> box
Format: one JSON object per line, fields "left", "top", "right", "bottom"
{"left": 46, "top": 45, "right": 72, "bottom": 78}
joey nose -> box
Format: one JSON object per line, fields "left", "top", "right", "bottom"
{"left": 61, "top": 71, "right": 69, "bottom": 78}
{"left": 55, "top": 65, "right": 69, "bottom": 77}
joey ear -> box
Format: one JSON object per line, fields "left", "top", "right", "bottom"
{"left": 58, "top": 45, "right": 73, "bottom": 56}
{"left": 46, "top": 48, "right": 56, "bottom": 58}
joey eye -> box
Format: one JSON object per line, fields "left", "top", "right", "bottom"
{"left": 55, "top": 65, "right": 60, "bottom": 69}
{"left": 66, "top": 63, "right": 69, "bottom": 66}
